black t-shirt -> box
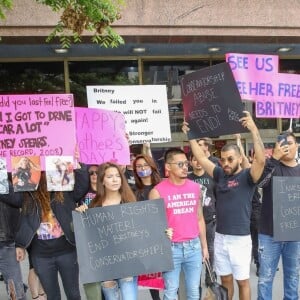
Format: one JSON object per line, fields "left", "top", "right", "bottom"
{"left": 213, "top": 167, "right": 256, "bottom": 235}
{"left": 260, "top": 159, "right": 300, "bottom": 236}
{"left": 134, "top": 184, "right": 153, "bottom": 202}
{"left": 188, "top": 172, "right": 216, "bottom": 223}
{"left": 124, "top": 168, "right": 135, "bottom": 188}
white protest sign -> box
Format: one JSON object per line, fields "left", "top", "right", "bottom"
{"left": 86, "top": 85, "right": 171, "bottom": 144}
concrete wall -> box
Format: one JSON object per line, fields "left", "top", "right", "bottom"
{"left": 1, "top": 0, "right": 300, "bottom": 37}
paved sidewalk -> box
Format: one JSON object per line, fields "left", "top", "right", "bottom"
{"left": 0, "top": 258, "right": 291, "bottom": 299}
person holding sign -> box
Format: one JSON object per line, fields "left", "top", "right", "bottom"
{"left": 149, "top": 148, "right": 209, "bottom": 300}
{"left": 183, "top": 111, "right": 265, "bottom": 300}
{"left": 76, "top": 162, "right": 138, "bottom": 300}
{"left": 14, "top": 151, "right": 89, "bottom": 300}
{"left": 257, "top": 132, "right": 300, "bottom": 300}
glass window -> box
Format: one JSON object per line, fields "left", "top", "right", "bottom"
{"left": 143, "top": 60, "right": 210, "bottom": 133}
{"left": 0, "top": 62, "right": 65, "bottom": 94}
{"left": 68, "top": 60, "right": 138, "bottom": 107}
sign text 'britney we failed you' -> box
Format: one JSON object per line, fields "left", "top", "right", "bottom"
{"left": 180, "top": 62, "right": 247, "bottom": 140}
{"left": 87, "top": 85, "right": 171, "bottom": 144}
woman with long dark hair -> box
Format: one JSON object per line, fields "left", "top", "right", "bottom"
{"left": 15, "top": 160, "right": 89, "bottom": 300}
{"left": 76, "top": 162, "right": 137, "bottom": 300}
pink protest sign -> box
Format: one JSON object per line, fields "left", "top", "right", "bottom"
{"left": 256, "top": 73, "right": 300, "bottom": 117}
{"left": 226, "top": 53, "right": 279, "bottom": 101}
{"left": 0, "top": 94, "right": 76, "bottom": 171}
{"left": 75, "top": 107, "right": 130, "bottom": 165}
{"left": 226, "top": 53, "right": 300, "bottom": 118}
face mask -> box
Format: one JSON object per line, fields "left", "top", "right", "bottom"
{"left": 137, "top": 169, "right": 152, "bottom": 178}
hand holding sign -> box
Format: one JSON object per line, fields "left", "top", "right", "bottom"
{"left": 239, "top": 111, "right": 257, "bottom": 132}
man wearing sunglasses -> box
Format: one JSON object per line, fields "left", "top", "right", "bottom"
{"left": 183, "top": 111, "right": 265, "bottom": 300}
{"left": 149, "top": 148, "right": 209, "bottom": 300}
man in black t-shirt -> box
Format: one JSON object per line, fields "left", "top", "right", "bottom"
{"left": 184, "top": 111, "right": 265, "bottom": 300}
{"left": 257, "top": 132, "right": 300, "bottom": 300}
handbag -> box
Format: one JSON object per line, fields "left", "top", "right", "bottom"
{"left": 203, "top": 260, "right": 228, "bottom": 300}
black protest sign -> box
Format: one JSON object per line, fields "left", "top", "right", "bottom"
{"left": 72, "top": 199, "right": 174, "bottom": 284}
{"left": 180, "top": 62, "right": 247, "bottom": 139}
{"left": 273, "top": 176, "right": 300, "bottom": 241}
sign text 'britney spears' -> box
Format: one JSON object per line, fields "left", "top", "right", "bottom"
{"left": 0, "top": 94, "right": 76, "bottom": 171}
{"left": 226, "top": 53, "right": 300, "bottom": 118}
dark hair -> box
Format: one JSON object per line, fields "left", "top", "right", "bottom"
{"left": 280, "top": 131, "right": 297, "bottom": 142}
{"left": 221, "top": 143, "right": 241, "bottom": 155}
{"left": 132, "top": 154, "right": 161, "bottom": 189}
{"left": 90, "top": 162, "right": 136, "bottom": 208}
{"left": 23, "top": 171, "right": 64, "bottom": 217}
{"left": 188, "top": 151, "right": 195, "bottom": 161}
{"left": 164, "top": 148, "right": 186, "bottom": 163}
{"left": 197, "top": 137, "right": 213, "bottom": 151}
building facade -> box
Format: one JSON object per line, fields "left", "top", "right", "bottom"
{"left": 0, "top": 0, "right": 299, "bottom": 158}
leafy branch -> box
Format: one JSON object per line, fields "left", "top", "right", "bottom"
{"left": 0, "top": 0, "right": 125, "bottom": 48}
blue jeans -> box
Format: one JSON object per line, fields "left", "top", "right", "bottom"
{"left": 0, "top": 243, "right": 26, "bottom": 300}
{"left": 258, "top": 234, "right": 300, "bottom": 300}
{"left": 32, "top": 250, "right": 80, "bottom": 300}
{"left": 101, "top": 276, "right": 138, "bottom": 300}
{"left": 163, "top": 237, "right": 202, "bottom": 300}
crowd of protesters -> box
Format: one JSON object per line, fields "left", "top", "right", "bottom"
{"left": 0, "top": 110, "right": 299, "bottom": 300}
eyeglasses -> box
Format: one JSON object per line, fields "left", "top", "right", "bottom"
{"left": 89, "top": 171, "right": 98, "bottom": 176}
{"left": 136, "top": 163, "right": 150, "bottom": 169}
{"left": 220, "top": 157, "right": 235, "bottom": 164}
{"left": 168, "top": 161, "right": 189, "bottom": 168}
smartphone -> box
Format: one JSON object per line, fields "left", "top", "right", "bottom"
{"left": 277, "top": 134, "right": 288, "bottom": 146}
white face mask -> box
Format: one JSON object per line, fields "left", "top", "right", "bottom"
{"left": 137, "top": 169, "right": 152, "bottom": 178}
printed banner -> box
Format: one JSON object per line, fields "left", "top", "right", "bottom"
{"left": 75, "top": 107, "right": 130, "bottom": 165}
{"left": 86, "top": 85, "right": 171, "bottom": 144}
{"left": 0, "top": 94, "right": 76, "bottom": 171}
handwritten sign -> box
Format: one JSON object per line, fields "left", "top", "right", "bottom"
{"left": 0, "top": 94, "right": 76, "bottom": 171}
{"left": 226, "top": 53, "right": 300, "bottom": 118}
{"left": 75, "top": 107, "right": 130, "bottom": 165}
{"left": 86, "top": 85, "right": 171, "bottom": 144}
{"left": 72, "top": 199, "right": 174, "bottom": 284}
{"left": 180, "top": 62, "right": 247, "bottom": 139}
{"left": 273, "top": 176, "right": 300, "bottom": 241}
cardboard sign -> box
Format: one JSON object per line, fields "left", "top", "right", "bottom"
{"left": 226, "top": 53, "right": 300, "bottom": 118}
{"left": 86, "top": 85, "right": 171, "bottom": 144}
{"left": 75, "top": 107, "right": 130, "bottom": 165}
{"left": 180, "top": 62, "right": 247, "bottom": 139}
{"left": 72, "top": 199, "right": 174, "bottom": 284}
{"left": 273, "top": 176, "right": 300, "bottom": 241}
{"left": 0, "top": 94, "right": 76, "bottom": 171}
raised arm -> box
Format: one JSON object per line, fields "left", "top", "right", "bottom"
{"left": 182, "top": 122, "right": 216, "bottom": 177}
{"left": 239, "top": 111, "right": 265, "bottom": 182}
{"left": 235, "top": 134, "right": 251, "bottom": 169}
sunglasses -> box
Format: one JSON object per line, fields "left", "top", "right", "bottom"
{"left": 168, "top": 161, "right": 189, "bottom": 168}
{"left": 220, "top": 157, "right": 235, "bottom": 164}
{"left": 89, "top": 171, "right": 98, "bottom": 176}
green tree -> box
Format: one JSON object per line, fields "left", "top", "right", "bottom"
{"left": 0, "top": 0, "right": 124, "bottom": 48}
